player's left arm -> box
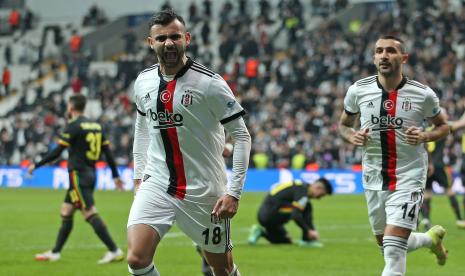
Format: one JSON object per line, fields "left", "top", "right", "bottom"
{"left": 101, "top": 139, "right": 123, "bottom": 190}
{"left": 212, "top": 117, "right": 251, "bottom": 219}
{"left": 405, "top": 112, "right": 449, "bottom": 145}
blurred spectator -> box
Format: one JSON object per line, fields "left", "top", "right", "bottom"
{"left": 22, "top": 7, "right": 34, "bottom": 33}
{"left": 82, "top": 4, "right": 108, "bottom": 26}
{"left": 69, "top": 30, "right": 82, "bottom": 53}
{"left": 4, "top": 44, "right": 12, "bottom": 65}
{"left": 203, "top": 0, "right": 212, "bottom": 18}
{"left": 8, "top": 9, "right": 20, "bottom": 34}
{"left": 2, "top": 66, "right": 11, "bottom": 97}
{"left": 122, "top": 28, "right": 137, "bottom": 55}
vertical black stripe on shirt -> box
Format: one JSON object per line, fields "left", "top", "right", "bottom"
{"left": 380, "top": 90, "right": 390, "bottom": 190}
{"left": 157, "top": 80, "right": 178, "bottom": 196}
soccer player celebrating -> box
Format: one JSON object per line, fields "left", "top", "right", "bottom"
{"left": 248, "top": 178, "right": 332, "bottom": 246}
{"left": 338, "top": 35, "right": 449, "bottom": 275}
{"left": 29, "top": 94, "right": 124, "bottom": 264}
{"left": 126, "top": 9, "right": 251, "bottom": 276}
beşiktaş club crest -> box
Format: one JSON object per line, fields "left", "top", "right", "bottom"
{"left": 181, "top": 90, "right": 194, "bottom": 107}
{"left": 401, "top": 98, "right": 412, "bottom": 111}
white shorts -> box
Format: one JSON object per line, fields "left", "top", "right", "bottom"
{"left": 365, "top": 188, "right": 424, "bottom": 235}
{"left": 127, "top": 177, "right": 233, "bottom": 254}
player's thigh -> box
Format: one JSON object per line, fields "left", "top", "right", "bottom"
{"left": 365, "top": 189, "right": 387, "bottom": 235}
{"left": 385, "top": 189, "right": 424, "bottom": 231}
{"left": 127, "top": 184, "right": 175, "bottom": 240}
{"left": 65, "top": 170, "right": 96, "bottom": 210}
{"left": 434, "top": 167, "right": 451, "bottom": 189}
{"left": 175, "top": 200, "right": 233, "bottom": 254}
{"left": 127, "top": 224, "right": 161, "bottom": 262}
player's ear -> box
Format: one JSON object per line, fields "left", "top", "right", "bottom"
{"left": 147, "top": 37, "right": 154, "bottom": 50}
{"left": 185, "top": 32, "right": 191, "bottom": 46}
{"left": 402, "top": 53, "right": 409, "bottom": 64}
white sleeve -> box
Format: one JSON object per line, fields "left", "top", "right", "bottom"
{"left": 133, "top": 111, "right": 150, "bottom": 180}
{"left": 343, "top": 84, "right": 359, "bottom": 114}
{"left": 223, "top": 117, "right": 251, "bottom": 199}
{"left": 424, "top": 87, "right": 441, "bottom": 118}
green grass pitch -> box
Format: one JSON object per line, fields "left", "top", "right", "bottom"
{"left": 1, "top": 188, "right": 465, "bottom": 275}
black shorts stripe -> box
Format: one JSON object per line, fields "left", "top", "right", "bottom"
{"left": 191, "top": 66, "right": 214, "bottom": 77}
{"left": 136, "top": 107, "right": 146, "bottom": 116}
{"left": 220, "top": 110, "right": 246, "bottom": 124}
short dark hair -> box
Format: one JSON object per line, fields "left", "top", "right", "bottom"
{"left": 69, "top": 94, "right": 86, "bottom": 112}
{"left": 378, "top": 35, "right": 405, "bottom": 53}
{"left": 149, "top": 9, "right": 185, "bottom": 29}
{"left": 315, "top": 178, "right": 333, "bottom": 195}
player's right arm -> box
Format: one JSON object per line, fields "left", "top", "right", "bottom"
{"left": 132, "top": 80, "right": 150, "bottom": 195}
{"left": 28, "top": 144, "right": 67, "bottom": 174}
{"left": 338, "top": 84, "right": 370, "bottom": 146}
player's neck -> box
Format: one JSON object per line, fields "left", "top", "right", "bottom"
{"left": 160, "top": 56, "right": 188, "bottom": 76}
{"left": 70, "top": 111, "right": 83, "bottom": 120}
{"left": 378, "top": 74, "right": 403, "bottom": 92}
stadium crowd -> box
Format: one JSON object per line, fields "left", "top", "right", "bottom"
{"left": 1, "top": 0, "right": 465, "bottom": 171}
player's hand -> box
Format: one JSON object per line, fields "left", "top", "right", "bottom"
{"left": 307, "top": 230, "right": 320, "bottom": 240}
{"left": 212, "top": 194, "right": 239, "bottom": 221}
{"left": 405, "top": 126, "right": 427, "bottom": 145}
{"left": 350, "top": 128, "right": 370, "bottom": 146}
{"left": 113, "top": 177, "right": 124, "bottom": 191}
{"left": 27, "top": 164, "right": 35, "bottom": 175}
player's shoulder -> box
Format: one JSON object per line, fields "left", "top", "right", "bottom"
{"left": 404, "top": 78, "right": 428, "bottom": 90}
{"left": 354, "top": 75, "right": 378, "bottom": 88}
{"left": 189, "top": 59, "right": 218, "bottom": 79}
{"left": 136, "top": 64, "right": 159, "bottom": 85}
{"left": 138, "top": 64, "right": 159, "bottom": 77}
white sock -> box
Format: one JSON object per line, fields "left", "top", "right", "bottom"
{"left": 228, "top": 264, "right": 240, "bottom": 276}
{"left": 407, "top": 232, "right": 432, "bottom": 252}
{"left": 382, "top": 236, "right": 407, "bottom": 276}
{"left": 128, "top": 263, "right": 160, "bottom": 276}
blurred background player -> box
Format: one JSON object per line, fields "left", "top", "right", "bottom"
{"left": 28, "top": 94, "right": 124, "bottom": 264}
{"left": 421, "top": 110, "right": 465, "bottom": 230}
{"left": 248, "top": 178, "right": 332, "bottom": 246}
{"left": 448, "top": 112, "right": 465, "bottom": 229}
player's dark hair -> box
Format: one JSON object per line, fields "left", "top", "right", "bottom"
{"left": 316, "top": 178, "right": 333, "bottom": 195}
{"left": 378, "top": 35, "right": 405, "bottom": 53}
{"left": 149, "top": 9, "right": 185, "bottom": 29}
{"left": 69, "top": 94, "right": 86, "bottom": 112}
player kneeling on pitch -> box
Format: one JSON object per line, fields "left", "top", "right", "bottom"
{"left": 248, "top": 178, "right": 332, "bottom": 247}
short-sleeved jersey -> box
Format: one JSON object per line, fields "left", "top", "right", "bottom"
{"left": 344, "top": 75, "right": 441, "bottom": 191}
{"left": 264, "top": 180, "right": 309, "bottom": 213}
{"left": 133, "top": 58, "right": 245, "bottom": 202}
{"left": 57, "top": 116, "right": 110, "bottom": 171}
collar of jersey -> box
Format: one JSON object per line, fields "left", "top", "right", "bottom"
{"left": 157, "top": 57, "right": 193, "bottom": 81}
{"left": 376, "top": 75, "right": 407, "bottom": 92}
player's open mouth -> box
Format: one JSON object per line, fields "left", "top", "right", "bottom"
{"left": 165, "top": 51, "right": 178, "bottom": 62}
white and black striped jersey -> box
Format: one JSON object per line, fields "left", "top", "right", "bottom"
{"left": 344, "top": 75, "right": 441, "bottom": 191}
{"left": 133, "top": 58, "right": 246, "bottom": 202}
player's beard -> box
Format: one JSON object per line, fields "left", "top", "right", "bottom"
{"left": 159, "top": 46, "right": 185, "bottom": 68}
